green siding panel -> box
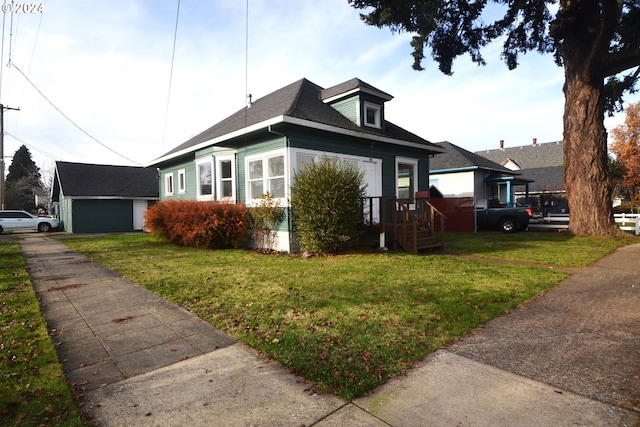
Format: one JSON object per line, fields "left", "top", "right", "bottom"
{"left": 157, "top": 130, "right": 432, "bottom": 203}
{"left": 59, "top": 198, "right": 73, "bottom": 232}
{"left": 331, "top": 97, "right": 359, "bottom": 124}
{"left": 72, "top": 200, "right": 133, "bottom": 233}
{"left": 160, "top": 159, "right": 197, "bottom": 200}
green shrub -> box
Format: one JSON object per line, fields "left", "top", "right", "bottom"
{"left": 145, "top": 200, "right": 249, "bottom": 249}
{"left": 249, "top": 192, "right": 284, "bottom": 250}
{"left": 290, "top": 157, "right": 366, "bottom": 253}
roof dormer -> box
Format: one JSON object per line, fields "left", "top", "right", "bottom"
{"left": 320, "top": 78, "right": 393, "bottom": 130}
{"left": 501, "top": 158, "right": 522, "bottom": 171}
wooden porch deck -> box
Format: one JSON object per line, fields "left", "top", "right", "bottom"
{"left": 362, "top": 196, "right": 447, "bottom": 253}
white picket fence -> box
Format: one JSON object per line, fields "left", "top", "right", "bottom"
{"left": 528, "top": 213, "right": 640, "bottom": 235}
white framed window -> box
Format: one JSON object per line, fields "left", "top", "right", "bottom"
{"left": 363, "top": 101, "right": 381, "bottom": 129}
{"left": 293, "top": 149, "right": 383, "bottom": 223}
{"left": 246, "top": 151, "right": 286, "bottom": 201}
{"left": 396, "top": 157, "right": 418, "bottom": 203}
{"left": 216, "top": 155, "right": 236, "bottom": 201}
{"left": 164, "top": 173, "right": 174, "bottom": 196}
{"left": 178, "top": 169, "right": 186, "bottom": 193}
{"left": 267, "top": 155, "right": 285, "bottom": 198}
{"left": 248, "top": 158, "right": 264, "bottom": 200}
{"left": 196, "top": 158, "right": 213, "bottom": 199}
{"left": 294, "top": 151, "right": 361, "bottom": 173}
{"left": 295, "top": 153, "right": 316, "bottom": 172}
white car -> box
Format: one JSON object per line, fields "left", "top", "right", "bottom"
{"left": 0, "top": 210, "right": 59, "bottom": 233}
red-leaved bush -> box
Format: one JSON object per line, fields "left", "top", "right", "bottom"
{"left": 144, "top": 200, "right": 249, "bottom": 249}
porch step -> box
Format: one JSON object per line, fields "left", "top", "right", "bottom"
{"left": 395, "top": 230, "right": 444, "bottom": 252}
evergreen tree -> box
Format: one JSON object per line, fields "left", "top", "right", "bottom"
{"left": 349, "top": 0, "right": 640, "bottom": 236}
{"left": 5, "top": 145, "right": 42, "bottom": 212}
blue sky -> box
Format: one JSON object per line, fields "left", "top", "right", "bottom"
{"left": 1, "top": 0, "right": 637, "bottom": 178}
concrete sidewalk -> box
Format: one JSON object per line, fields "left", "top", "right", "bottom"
{"left": 16, "top": 233, "right": 639, "bottom": 426}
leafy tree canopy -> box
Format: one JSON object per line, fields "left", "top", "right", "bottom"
{"left": 349, "top": 0, "right": 640, "bottom": 113}
{"left": 610, "top": 102, "right": 640, "bottom": 202}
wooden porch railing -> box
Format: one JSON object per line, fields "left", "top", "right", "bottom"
{"left": 362, "top": 196, "right": 447, "bottom": 252}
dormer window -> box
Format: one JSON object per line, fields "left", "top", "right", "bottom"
{"left": 363, "top": 102, "right": 381, "bottom": 129}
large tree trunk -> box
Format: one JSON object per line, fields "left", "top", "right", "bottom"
{"left": 559, "top": 0, "right": 621, "bottom": 237}
{"left": 562, "top": 74, "right": 618, "bottom": 235}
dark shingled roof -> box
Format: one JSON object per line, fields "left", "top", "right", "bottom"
{"left": 430, "top": 141, "right": 517, "bottom": 174}
{"left": 158, "top": 78, "right": 435, "bottom": 160}
{"left": 55, "top": 161, "right": 159, "bottom": 198}
{"left": 476, "top": 141, "right": 564, "bottom": 169}
{"left": 320, "top": 77, "right": 393, "bottom": 101}
{"left": 475, "top": 141, "right": 565, "bottom": 193}
{"left": 516, "top": 166, "right": 565, "bottom": 193}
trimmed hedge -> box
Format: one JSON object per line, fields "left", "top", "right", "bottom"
{"left": 145, "top": 200, "right": 249, "bottom": 249}
{"left": 290, "top": 157, "right": 366, "bottom": 253}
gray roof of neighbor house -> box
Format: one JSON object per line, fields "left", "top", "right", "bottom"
{"left": 151, "top": 78, "right": 441, "bottom": 164}
{"left": 475, "top": 141, "right": 565, "bottom": 193}
{"left": 54, "top": 161, "right": 159, "bottom": 199}
{"left": 476, "top": 140, "right": 564, "bottom": 169}
{"left": 430, "top": 141, "right": 518, "bottom": 174}
{"left": 516, "top": 166, "right": 565, "bottom": 193}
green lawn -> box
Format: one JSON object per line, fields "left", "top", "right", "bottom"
{"left": 443, "top": 231, "right": 630, "bottom": 267}
{"left": 60, "top": 231, "right": 636, "bottom": 400}
{"left": 0, "top": 242, "right": 86, "bottom": 427}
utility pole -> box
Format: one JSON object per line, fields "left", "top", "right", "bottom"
{"left": 0, "top": 104, "right": 20, "bottom": 210}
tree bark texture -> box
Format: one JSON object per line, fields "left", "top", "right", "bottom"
{"left": 562, "top": 73, "right": 618, "bottom": 235}
{"left": 558, "top": 0, "right": 621, "bottom": 236}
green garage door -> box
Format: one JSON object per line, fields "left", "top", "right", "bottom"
{"left": 72, "top": 199, "right": 133, "bottom": 233}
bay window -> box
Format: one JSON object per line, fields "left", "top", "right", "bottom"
{"left": 197, "top": 159, "right": 213, "bottom": 198}
{"left": 216, "top": 156, "right": 236, "bottom": 200}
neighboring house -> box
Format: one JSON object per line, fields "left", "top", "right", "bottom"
{"left": 429, "top": 141, "right": 532, "bottom": 204}
{"left": 476, "top": 139, "right": 567, "bottom": 214}
{"left": 51, "top": 161, "right": 159, "bottom": 233}
{"left": 148, "top": 77, "right": 444, "bottom": 252}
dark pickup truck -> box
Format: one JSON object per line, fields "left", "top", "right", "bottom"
{"left": 475, "top": 198, "right": 531, "bottom": 232}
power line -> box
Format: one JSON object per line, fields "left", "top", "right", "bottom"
{"left": 7, "top": 0, "right": 14, "bottom": 66}
{"left": 5, "top": 131, "right": 60, "bottom": 161}
{"left": 9, "top": 62, "right": 142, "bottom": 166}
{"left": 162, "top": 0, "right": 181, "bottom": 152}
{"left": 1, "top": 4, "right": 5, "bottom": 101}
{"left": 245, "top": 0, "right": 250, "bottom": 110}
{"left": 26, "top": 0, "right": 46, "bottom": 76}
